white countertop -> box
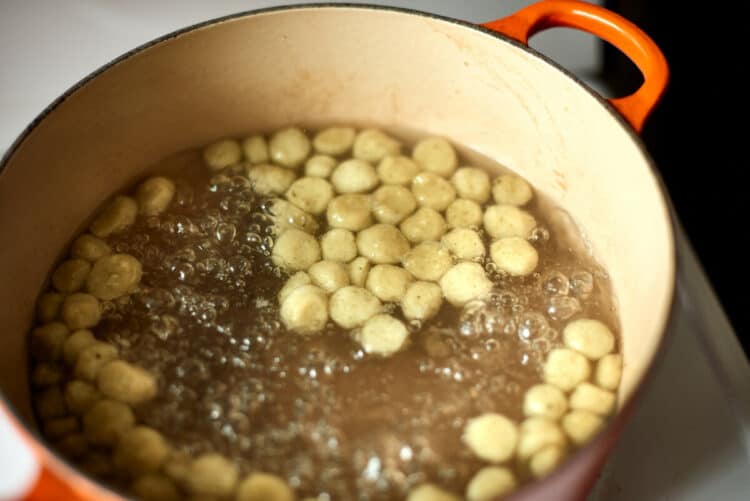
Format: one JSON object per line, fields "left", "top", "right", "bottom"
{"left": 1, "top": 1, "right": 748, "bottom": 500}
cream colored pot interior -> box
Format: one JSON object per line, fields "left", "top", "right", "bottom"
{"left": 0, "top": 6, "right": 674, "bottom": 425}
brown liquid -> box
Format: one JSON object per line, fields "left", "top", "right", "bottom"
{"left": 34, "top": 135, "right": 618, "bottom": 500}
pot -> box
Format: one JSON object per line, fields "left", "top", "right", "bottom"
{"left": 0, "top": 1, "right": 673, "bottom": 499}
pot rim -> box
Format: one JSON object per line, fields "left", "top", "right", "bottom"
{"left": 0, "top": 3, "right": 678, "bottom": 500}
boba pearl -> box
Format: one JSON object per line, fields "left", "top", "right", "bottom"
{"left": 463, "top": 413, "right": 518, "bottom": 463}
{"left": 401, "top": 281, "right": 443, "bottom": 321}
{"left": 86, "top": 254, "right": 142, "bottom": 300}
{"left": 595, "top": 354, "right": 623, "bottom": 390}
{"left": 377, "top": 155, "right": 420, "bottom": 185}
{"left": 246, "top": 164, "right": 297, "bottom": 196}
{"left": 90, "top": 196, "right": 138, "bottom": 237}
{"left": 563, "top": 318, "right": 616, "bottom": 360}
{"left": 83, "top": 399, "right": 135, "bottom": 446}
{"left": 31, "top": 322, "right": 69, "bottom": 362}
{"left": 348, "top": 257, "right": 371, "bottom": 287}
{"left": 445, "top": 199, "right": 483, "bottom": 229}
{"left": 280, "top": 285, "right": 329, "bottom": 334}
{"left": 62, "top": 329, "right": 96, "bottom": 366}
{"left": 42, "top": 416, "right": 78, "bottom": 439}
{"left": 441, "top": 228, "right": 485, "bottom": 260}
{"left": 64, "top": 380, "right": 102, "bottom": 415}
{"left": 96, "top": 360, "right": 157, "bottom": 405}
{"left": 403, "top": 242, "right": 453, "bottom": 282}
{"left": 114, "top": 426, "right": 170, "bottom": 476}
{"left": 407, "top": 484, "right": 460, "bottom": 501}
{"left": 131, "top": 474, "right": 180, "bottom": 501}
{"left": 203, "top": 139, "right": 242, "bottom": 171}
{"left": 278, "top": 271, "right": 312, "bottom": 305}
{"left": 320, "top": 228, "right": 357, "bottom": 263}
{"left": 412, "top": 137, "right": 458, "bottom": 178}
{"left": 366, "top": 264, "right": 412, "bottom": 302}
{"left": 353, "top": 129, "right": 401, "bottom": 163}
{"left": 483, "top": 205, "right": 537, "bottom": 239}
{"left": 268, "top": 198, "right": 319, "bottom": 235}
{"left": 356, "top": 224, "right": 410, "bottom": 265}
{"left": 285, "top": 177, "right": 334, "bottom": 215}
{"left": 242, "top": 135, "right": 269, "bottom": 164}
{"left": 313, "top": 126, "right": 356, "bottom": 156}
{"left": 411, "top": 171, "right": 456, "bottom": 211}
{"left": 71, "top": 234, "right": 111, "bottom": 262}
{"left": 492, "top": 174, "right": 533, "bottom": 206}
{"left": 56, "top": 434, "right": 89, "bottom": 459}
{"left": 516, "top": 417, "right": 566, "bottom": 460}
{"left": 356, "top": 314, "right": 410, "bottom": 356}
{"left": 37, "top": 292, "right": 64, "bottom": 322}
{"left": 136, "top": 176, "right": 175, "bottom": 216}
{"left": 74, "top": 342, "right": 118, "bottom": 382}
{"left": 236, "top": 472, "right": 295, "bottom": 501}
{"left": 490, "top": 237, "right": 539, "bottom": 276}
{"left": 465, "top": 466, "right": 517, "bottom": 501}
{"left": 269, "top": 127, "right": 311, "bottom": 168}
{"left": 561, "top": 410, "right": 604, "bottom": 446}
{"left": 331, "top": 159, "right": 379, "bottom": 194}
{"left": 35, "top": 386, "right": 66, "bottom": 420}
{"left": 186, "top": 453, "right": 239, "bottom": 497}
{"left": 543, "top": 348, "right": 591, "bottom": 392}
{"left": 60, "top": 293, "right": 101, "bottom": 330}
{"left": 305, "top": 155, "right": 337, "bottom": 178}
{"left": 569, "top": 382, "right": 616, "bottom": 416}
{"left": 52, "top": 259, "right": 91, "bottom": 293}
{"left": 372, "top": 185, "right": 417, "bottom": 224}
{"left": 31, "top": 363, "right": 64, "bottom": 387}
{"left": 308, "top": 261, "right": 350, "bottom": 294}
{"left": 271, "top": 229, "right": 321, "bottom": 272}
{"left": 440, "top": 262, "right": 493, "bottom": 307}
{"left": 523, "top": 384, "right": 568, "bottom": 420}
{"left": 326, "top": 194, "right": 373, "bottom": 231}
{"left": 529, "top": 444, "right": 567, "bottom": 479}
{"left": 329, "top": 286, "right": 383, "bottom": 329}
{"left": 400, "top": 208, "right": 446, "bottom": 243}
{"left": 451, "top": 167, "right": 491, "bottom": 203}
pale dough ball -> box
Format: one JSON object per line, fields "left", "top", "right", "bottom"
{"left": 52, "top": 259, "right": 91, "bottom": 293}
{"left": 269, "top": 127, "right": 311, "bottom": 168}
{"left": 401, "top": 281, "right": 443, "bottom": 321}
{"left": 35, "top": 386, "right": 66, "bottom": 419}
{"left": 321, "top": 229, "right": 357, "bottom": 263}
{"left": 37, "top": 292, "right": 64, "bottom": 322}
{"left": 97, "top": 360, "right": 158, "bottom": 405}
{"left": 356, "top": 314, "right": 409, "bottom": 356}
{"left": 31, "top": 322, "right": 69, "bottom": 361}
{"left": 86, "top": 254, "right": 142, "bottom": 300}
{"left": 246, "top": 164, "right": 297, "bottom": 196}
{"left": 83, "top": 399, "right": 135, "bottom": 446}
{"left": 516, "top": 417, "right": 566, "bottom": 460}
{"left": 366, "top": 264, "right": 413, "bottom": 302}
{"left": 114, "top": 426, "right": 170, "bottom": 476}
{"left": 280, "top": 285, "right": 329, "bottom": 334}
{"left": 285, "top": 177, "right": 334, "bottom": 215}
{"left": 79, "top": 452, "right": 114, "bottom": 477}
{"left": 331, "top": 159, "right": 379, "bottom": 194}
{"left": 305, "top": 155, "right": 337, "bottom": 178}
{"left": 61, "top": 293, "right": 101, "bottom": 330}
{"left": 561, "top": 410, "right": 604, "bottom": 446}
{"left": 278, "top": 271, "right": 312, "bottom": 305}
{"left": 411, "top": 172, "right": 456, "bottom": 211}
{"left": 445, "top": 199, "right": 483, "bottom": 229}
{"left": 463, "top": 413, "right": 518, "bottom": 463}
{"left": 313, "top": 126, "right": 356, "bottom": 156}
{"left": 309, "top": 261, "right": 350, "bottom": 293}
{"left": 131, "top": 474, "right": 180, "bottom": 501}
{"left": 90, "top": 196, "right": 138, "bottom": 237}
{"left": 490, "top": 237, "right": 539, "bottom": 276}
{"left": 377, "top": 155, "right": 420, "bottom": 185}
{"left": 372, "top": 185, "right": 417, "bottom": 224}
{"left": 71, "top": 234, "right": 111, "bottom": 262}
{"left": 65, "top": 380, "right": 102, "bottom": 415}
{"left": 543, "top": 348, "right": 591, "bottom": 392}
{"left": 440, "top": 262, "right": 493, "bottom": 307}
{"left": 529, "top": 445, "right": 567, "bottom": 479}
{"left": 242, "top": 135, "right": 269, "bottom": 164}
{"left": 74, "top": 341, "right": 118, "bottom": 382}
{"left": 162, "top": 452, "right": 191, "bottom": 487}
{"left": 595, "top": 354, "right": 622, "bottom": 391}
{"left": 400, "top": 208, "right": 447, "bottom": 243}
{"left": 412, "top": 137, "right": 458, "bottom": 178}
{"left": 326, "top": 194, "right": 373, "bottom": 231}
{"left": 63, "top": 329, "right": 96, "bottom": 366}
{"left": 186, "top": 453, "right": 239, "bottom": 497}
{"left": 268, "top": 198, "right": 319, "bottom": 235}
{"left": 563, "top": 318, "right": 616, "bottom": 360}
{"left": 348, "top": 257, "right": 371, "bottom": 287}
{"left": 441, "top": 228, "right": 485, "bottom": 260}
{"left": 32, "top": 363, "right": 64, "bottom": 387}
{"left": 407, "top": 483, "right": 460, "bottom": 501}
{"left": 353, "top": 128, "right": 401, "bottom": 163}
{"left": 523, "top": 384, "right": 568, "bottom": 420}
{"left": 136, "top": 176, "right": 175, "bottom": 216}
{"left": 203, "top": 139, "right": 242, "bottom": 171}
{"left": 356, "top": 224, "right": 410, "bottom": 264}
{"left": 272, "top": 229, "right": 321, "bottom": 271}
{"left": 43, "top": 416, "right": 79, "bottom": 439}
{"left": 569, "top": 382, "right": 616, "bottom": 416}
{"left": 451, "top": 167, "right": 491, "bottom": 203}
{"left": 403, "top": 242, "right": 453, "bottom": 281}
{"left": 329, "top": 286, "right": 383, "bottom": 329}
{"left": 492, "top": 173, "right": 533, "bottom": 206}
{"left": 237, "top": 472, "right": 294, "bottom": 501}
{"left": 465, "top": 466, "right": 517, "bottom": 501}
{"left": 483, "top": 205, "right": 537, "bottom": 239}
{"left": 56, "top": 433, "right": 89, "bottom": 459}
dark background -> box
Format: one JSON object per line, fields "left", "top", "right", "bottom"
{"left": 603, "top": 1, "right": 748, "bottom": 353}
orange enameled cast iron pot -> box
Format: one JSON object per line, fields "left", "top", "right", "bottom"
{"left": 0, "top": 1, "right": 673, "bottom": 499}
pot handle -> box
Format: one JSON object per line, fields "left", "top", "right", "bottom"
{"left": 482, "top": 0, "right": 669, "bottom": 132}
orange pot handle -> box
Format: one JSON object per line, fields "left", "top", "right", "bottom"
{"left": 482, "top": 0, "right": 669, "bottom": 132}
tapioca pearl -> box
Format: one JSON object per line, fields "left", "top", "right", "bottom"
{"left": 356, "top": 224, "right": 410, "bottom": 264}
{"left": 401, "top": 281, "right": 443, "bottom": 321}
{"left": 412, "top": 137, "right": 458, "bottom": 178}
{"left": 74, "top": 342, "right": 118, "bottom": 382}
{"left": 377, "top": 155, "right": 420, "bottom": 185}
{"left": 313, "top": 126, "right": 356, "bottom": 156}
{"left": 563, "top": 318, "right": 616, "bottom": 360}
{"left": 304, "top": 155, "right": 337, "bottom": 178}
{"left": 326, "top": 194, "right": 373, "bottom": 231}
{"left": 113, "top": 426, "right": 170, "bottom": 476}
{"left": 246, "top": 164, "right": 297, "bottom": 196}
{"left": 400, "top": 207, "right": 447, "bottom": 243}
{"left": 403, "top": 242, "right": 453, "bottom": 282}
{"left": 278, "top": 271, "right": 312, "bottom": 305}
{"left": 236, "top": 472, "right": 295, "bottom": 501}
{"left": 86, "top": 254, "right": 142, "bottom": 300}
{"left": 271, "top": 229, "right": 321, "bottom": 272}
{"left": 523, "top": 384, "right": 568, "bottom": 420}
{"left": 492, "top": 173, "right": 533, "bottom": 206}
{"left": 35, "top": 386, "right": 66, "bottom": 420}
{"left": 543, "top": 348, "right": 591, "bottom": 392}
{"left": 329, "top": 286, "right": 383, "bottom": 329}
{"left": 320, "top": 228, "right": 357, "bottom": 263}
{"left": 96, "top": 360, "right": 158, "bottom": 405}
{"left": 90, "top": 196, "right": 138, "bottom": 237}
{"left": 309, "top": 260, "right": 350, "bottom": 294}
{"left": 366, "top": 264, "right": 413, "bottom": 302}
{"left": 595, "top": 354, "right": 622, "bottom": 390}
{"left": 241, "top": 135, "right": 269, "bottom": 164}
{"left": 483, "top": 205, "right": 537, "bottom": 239}
{"left": 203, "top": 139, "right": 242, "bottom": 171}
{"left": 131, "top": 474, "right": 180, "bottom": 501}
{"left": 529, "top": 444, "right": 567, "bottom": 479}
{"left": 60, "top": 293, "right": 101, "bottom": 330}
{"left": 83, "top": 399, "right": 135, "bottom": 446}
{"left": 52, "top": 259, "right": 91, "bottom": 293}
{"left": 561, "top": 409, "right": 604, "bottom": 446}
{"left": 37, "top": 292, "right": 64, "bottom": 323}
{"left": 64, "top": 379, "right": 102, "bottom": 415}
{"left": 71, "top": 234, "right": 111, "bottom": 262}
{"left": 407, "top": 484, "right": 460, "bottom": 501}
{"left": 62, "top": 329, "right": 96, "bottom": 366}
{"left": 268, "top": 198, "right": 319, "bottom": 235}
{"left": 463, "top": 412, "right": 519, "bottom": 463}
{"left": 280, "top": 285, "right": 329, "bottom": 334}
{"left": 331, "top": 158, "right": 379, "bottom": 194}
{"left": 569, "top": 382, "right": 616, "bottom": 416}
{"left": 136, "top": 176, "right": 175, "bottom": 216}
{"left": 440, "top": 262, "right": 493, "bottom": 307}
{"left": 441, "top": 228, "right": 485, "bottom": 260}
{"left": 516, "top": 417, "right": 566, "bottom": 461}
{"left": 465, "top": 466, "right": 517, "bottom": 501}
{"left": 451, "top": 167, "right": 491, "bottom": 203}
{"left": 348, "top": 257, "right": 371, "bottom": 287}
{"left": 372, "top": 185, "right": 417, "bottom": 224}
{"left": 285, "top": 177, "right": 334, "bottom": 215}
{"left": 490, "top": 237, "right": 539, "bottom": 276}
{"left": 30, "top": 322, "right": 69, "bottom": 362}
{"left": 269, "top": 127, "right": 311, "bottom": 168}
{"left": 353, "top": 128, "right": 401, "bottom": 163}
{"left": 445, "top": 199, "right": 483, "bottom": 229}
{"left": 411, "top": 171, "right": 456, "bottom": 211}
{"left": 186, "top": 453, "right": 239, "bottom": 498}
{"left": 356, "top": 314, "right": 410, "bottom": 356}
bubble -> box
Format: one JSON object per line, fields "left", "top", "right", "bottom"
{"left": 547, "top": 295, "right": 582, "bottom": 320}
{"left": 542, "top": 271, "right": 569, "bottom": 296}
{"left": 570, "top": 270, "right": 594, "bottom": 299}
{"left": 529, "top": 226, "right": 550, "bottom": 243}
{"left": 215, "top": 222, "right": 237, "bottom": 243}
{"left": 517, "top": 311, "right": 548, "bottom": 343}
